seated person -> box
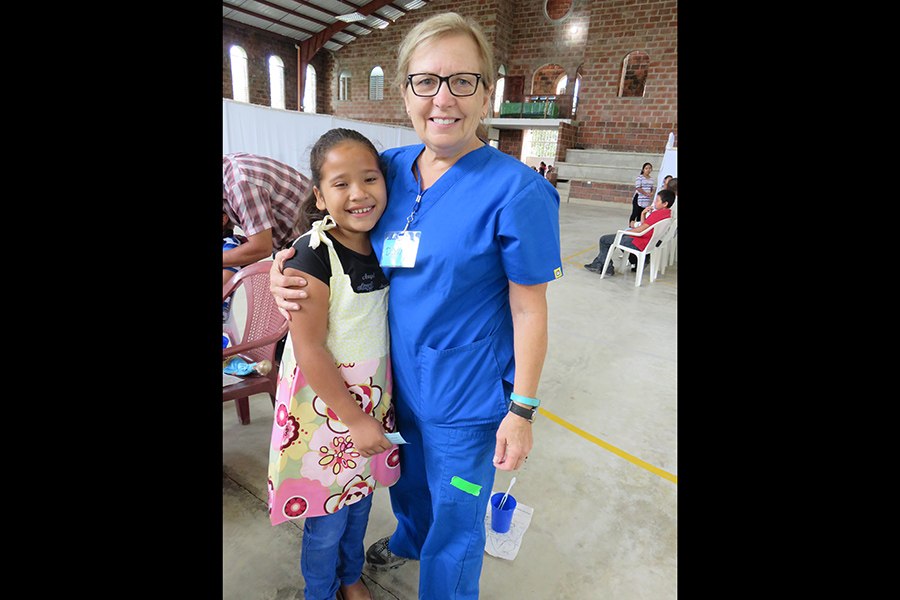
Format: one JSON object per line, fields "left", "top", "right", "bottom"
{"left": 584, "top": 189, "right": 675, "bottom": 277}
{"left": 223, "top": 153, "right": 310, "bottom": 268}
{"left": 223, "top": 212, "right": 247, "bottom": 286}
{"left": 637, "top": 175, "right": 674, "bottom": 225}
{"left": 223, "top": 212, "right": 248, "bottom": 322}
{"left": 664, "top": 177, "right": 677, "bottom": 219}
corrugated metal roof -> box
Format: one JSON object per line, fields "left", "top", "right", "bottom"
{"left": 222, "top": 0, "right": 429, "bottom": 51}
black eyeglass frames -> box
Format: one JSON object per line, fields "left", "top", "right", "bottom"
{"left": 406, "top": 73, "right": 483, "bottom": 97}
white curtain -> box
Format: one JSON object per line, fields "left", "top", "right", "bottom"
{"left": 655, "top": 133, "right": 678, "bottom": 217}
{"left": 655, "top": 133, "right": 677, "bottom": 191}
{"left": 223, "top": 99, "right": 422, "bottom": 177}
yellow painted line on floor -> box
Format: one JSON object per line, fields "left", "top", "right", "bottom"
{"left": 539, "top": 407, "right": 677, "bottom": 484}
{"left": 563, "top": 246, "right": 596, "bottom": 262}
{"left": 563, "top": 248, "right": 677, "bottom": 282}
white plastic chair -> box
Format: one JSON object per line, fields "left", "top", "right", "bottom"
{"left": 655, "top": 217, "right": 678, "bottom": 277}
{"left": 599, "top": 218, "right": 671, "bottom": 287}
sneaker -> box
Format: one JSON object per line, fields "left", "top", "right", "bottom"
{"left": 366, "top": 536, "right": 409, "bottom": 570}
{"left": 603, "top": 266, "right": 615, "bottom": 277}
{"left": 583, "top": 263, "right": 602, "bottom": 273}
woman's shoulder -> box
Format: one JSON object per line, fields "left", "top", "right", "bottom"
{"left": 482, "top": 145, "right": 544, "bottom": 179}
{"left": 381, "top": 144, "right": 423, "bottom": 178}
{"left": 382, "top": 144, "right": 423, "bottom": 162}
{"left": 478, "top": 149, "right": 559, "bottom": 208}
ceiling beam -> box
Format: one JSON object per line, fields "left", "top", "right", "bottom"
{"left": 291, "top": 0, "right": 375, "bottom": 32}
{"left": 223, "top": 2, "right": 319, "bottom": 37}
{"left": 331, "top": 0, "right": 425, "bottom": 12}
{"left": 224, "top": 18, "right": 326, "bottom": 48}
{"left": 249, "top": 0, "right": 355, "bottom": 38}
{"left": 356, "top": 0, "right": 404, "bottom": 20}
{"left": 296, "top": 0, "right": 397, "bottom": 111}
{"left": 299, "top": 0, "right": 398, "bottom": 61}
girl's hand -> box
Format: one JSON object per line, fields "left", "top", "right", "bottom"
{"left": 346, "top": 415, "right": 393, "bottom": 458}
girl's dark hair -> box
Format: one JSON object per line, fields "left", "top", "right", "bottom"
{"left": 293, "top": 128, "right": 383, "bottom": 234}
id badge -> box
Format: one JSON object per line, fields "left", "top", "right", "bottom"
{"left": 380, "top": 231, "right": 420, "bottom": 268}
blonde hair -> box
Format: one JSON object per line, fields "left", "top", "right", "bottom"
{"left": 393, "top": 12, "right": 495, "bottom": 94}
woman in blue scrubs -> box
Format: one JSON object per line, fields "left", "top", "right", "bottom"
{"left": 270, "top": 13, "right": 562, "bottom": 600}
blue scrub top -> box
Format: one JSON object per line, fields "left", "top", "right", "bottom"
{"left": 373, "top": 143, "right": 562, "bottom": 425}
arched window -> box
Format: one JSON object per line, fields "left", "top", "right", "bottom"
{"left": 532, "top": 63, "right": 566, "bottom": 95}
{"left": 619, "top": 51, "right": 650, "bottom": 98}
{"left": 339, "top": 70, "right": 351, "bottom": 101}
{"left": 556, "top": 74, "right": 581, "bottom": 117}
{"left": 303, "top": 64, "right": 317, "bottom": 113}
{"left": 493, "top": 65, "right": 507, "bottom": 116}
{"left": 229, "top": 45, "right": 249, "bottom": 103}
{"left": 369, "top": 66, "right": 384, "bottom": 101}
{"left": 269, "top": 55, "right": 285, "bottom": 109}
{"left": 555, "top": 75, "right": 567, "bottom": 95}
{"left": 545, "top": 0, "right": 573, "bottom": 21}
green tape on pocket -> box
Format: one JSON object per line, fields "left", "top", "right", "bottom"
{"left": 450, "top": 476, "right": 482, "bottom": 497}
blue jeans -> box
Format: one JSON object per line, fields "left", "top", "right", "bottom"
{"left": 588, "top": 234, "right": 637, "bottom": 270}
{"left": 300, "top": 493, "right": 373, "bottom": 600}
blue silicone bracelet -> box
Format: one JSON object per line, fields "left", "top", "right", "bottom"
{"left": 510, "top": 392, "right": 540, "bottom": 408}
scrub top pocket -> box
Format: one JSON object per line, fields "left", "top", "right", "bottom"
{"left": 416, "top": 335, "right": 508, "bottom": 426}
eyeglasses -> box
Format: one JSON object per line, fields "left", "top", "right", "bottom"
{"left": 406, "top": 73, "right": 483, "bottom": 97}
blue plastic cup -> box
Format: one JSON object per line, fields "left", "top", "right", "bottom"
{"left": 490, "top": 492, "right": 517, "bottom": 533}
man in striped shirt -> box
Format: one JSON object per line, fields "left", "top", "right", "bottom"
{"left": 223, "top": 153, "right": 311, "bottom": 270}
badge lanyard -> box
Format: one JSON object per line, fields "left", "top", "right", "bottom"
{"left": 380, "top": 162, "right": 425, "bottom": 268}
{"left": 402, "top": 191, "right": 424, "bottom": 233}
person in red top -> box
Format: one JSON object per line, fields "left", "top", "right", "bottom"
{"left": 584, "top": 189, "right": 675, "bottom": 277}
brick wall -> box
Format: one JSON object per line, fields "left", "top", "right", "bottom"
{"left": 576, "top": 0, "right": 677, "bottom": 151}
{"left": 498, "top": 129, "right": 524, "bottom": 157}
{"left": 223, "top": 22, "right": 298, "bottom": 109}
{"left": 569, "top": 181, "right": 633, "bottom": 203}
{"left": 555, "top": 122, "right": 578, "bottom": 165}
{"left": 222, "top": 0, "right": 677, "bottom": 154}
{"left": 533, "top": 64, "right": 568, "bottom": 95}
{"left": 505, "top": 0, "right": 676, "bottom": 152}
{"left": 223, "top": 21, "right": 327, "bottom": 112}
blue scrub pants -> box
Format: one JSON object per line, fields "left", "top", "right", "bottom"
{"left": 300, "top": 493, "right": 373, "bottom": 600}
{"left": 387, "top": 392, "right": 505, "bottom": 600}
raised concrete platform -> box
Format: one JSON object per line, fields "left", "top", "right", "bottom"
{"left": 556, "top": 149, "right": 664, "bottom": 186}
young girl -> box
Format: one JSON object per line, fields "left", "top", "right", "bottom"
{"left": 267, "top": 128, "right": 399, "bottom": 600}
{"left": 630, "top": 162, "right": 655, "bottom": 227}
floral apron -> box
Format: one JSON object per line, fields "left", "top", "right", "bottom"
{"left": 267, "top": 217, "right": 400, "bottom": 525}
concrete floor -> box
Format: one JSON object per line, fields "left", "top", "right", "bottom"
{"left": 223, "top": 200, "right": 677, "bottom": 600}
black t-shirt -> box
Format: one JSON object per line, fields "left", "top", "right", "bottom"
{"left": 285, "top": 231, "right": 389, "bottom": 293}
